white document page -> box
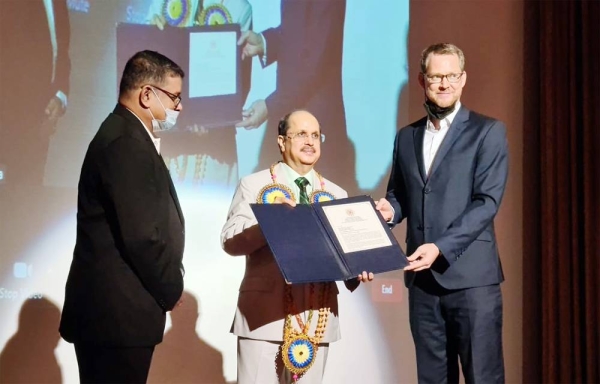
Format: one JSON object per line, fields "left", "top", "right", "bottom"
{"left": 189, "top": 31, "right": 237, "bottom": 98}
{"left": 322, "top": 201, "right": 392, "bottom": 254}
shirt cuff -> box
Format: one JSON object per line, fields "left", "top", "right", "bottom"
{"left": 55, "top": 90, "right": 68, "bottom": 109}
{"left": 260, "top": 33, "right": 267, "bottom": 66}
{"left": 387, "top": 206, "right": 395, "bottom": 224}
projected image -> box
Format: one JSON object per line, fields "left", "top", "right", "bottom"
{"left": 112, "top": 0, "right": 407, "bottom": 193}
{"left": 0, "top": 0, "right": 410, "bottom": 382}
{"left": 118, "top": 0, "right": 253, "bottom": 190}
{"left": 0, "top": 0, "right": 71, "bottom": 188}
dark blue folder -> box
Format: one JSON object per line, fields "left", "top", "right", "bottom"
{"left": 250, "top": 195, "right": 408, "bottom": 284}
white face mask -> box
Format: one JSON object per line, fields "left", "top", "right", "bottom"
{"left": 149, "top": 88, "right": 180, "bottom": 132}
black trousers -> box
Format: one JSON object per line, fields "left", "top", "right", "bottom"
{"left": 409, "top": 271, "right": 505, "bottom": 384}
{"left": 74, "top": 344, "right": 155, "bottom": 384}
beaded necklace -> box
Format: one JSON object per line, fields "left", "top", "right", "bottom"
{"left": 281, "top": 282, "right": 331, "bottom": 382}
{"left": 256, "top": 162, "right": 336, "bottom": 204}
{"left": 256, "top": 162, "right": 336, "bottom": 381}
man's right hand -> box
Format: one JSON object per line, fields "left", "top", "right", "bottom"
{"left": 375, "top": 198, "right": 394, "bottom": 222}
{"left": 272, "top": 196, "right": 296, "bottom": 207}
{"left": 236, "top": 99, "right": 268, "bottom": 129}
{"left": 150, "top": 14, "right": 167, "bottom": 30}
{"left": 237, "top": 30, "right": 264, "bottom": 60}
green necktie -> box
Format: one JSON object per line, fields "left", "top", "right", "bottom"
{"left": 295, "top": 177, "right": 310, "bottom": 205}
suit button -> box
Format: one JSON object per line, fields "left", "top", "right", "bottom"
{"left": 424, "top": 188, "right": 431, "bottom": 194}
{"left": 417, "top": 225, "right": 424, "bottom": 230}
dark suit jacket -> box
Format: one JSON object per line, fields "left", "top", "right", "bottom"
{"left": 256, "top": 0, "right": 350, "bottom": 178}
{"left": 60, "top": 104, "right": 185, "bottom": 347}
{"left": 386, "top": 106, "right": 509, "bottom": 290}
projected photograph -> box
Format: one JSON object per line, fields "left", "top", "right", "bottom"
{"left": 0, "top": 0, "right": 410, "bottom": 382}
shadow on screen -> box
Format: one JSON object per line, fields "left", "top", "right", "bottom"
{"left": 0, "top": 296, "right": 62, "bottom": 383}
{"left": 147, "top": 291, "right": 226, "bottom": 384}
{"left": 368, "top": 81, "right": 410, "bottom": 199}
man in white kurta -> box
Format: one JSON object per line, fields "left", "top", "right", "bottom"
{"left": 221, "top": 110, "right": 372, "bottom": 383}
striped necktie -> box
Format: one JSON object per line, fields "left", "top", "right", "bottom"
{"left": 294, "top": 177, "right": 310, "bottom": 204}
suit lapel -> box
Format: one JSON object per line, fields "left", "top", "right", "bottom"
{"left": 310, "top": 170, "right": 321, "bottom": 192}
{"left": 426, "top": 106, "right": 470, "bottom": 182}
{"left": 114, "top": 104, "right": 185, "bottom": 226}
{"left": 413, "top": 121, "right": 428, "bottom": 184}
{"left": 275, "top": 162, "right": 299, "bottom": 203}
{"left": 162, "top": 157, "right": 185, "bottom": 226}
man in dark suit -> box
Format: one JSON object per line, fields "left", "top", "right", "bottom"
{"left": 236, "top": 0, "right": 355, "bottom": 188}
{"left": 377, "top": 43, "right": 509, "bottom": 383}
{"left": 0, "top": 0, "right": 71, "bottom": 186}
{"left": 59, "top": 50, "right": 186, "bottom": 383}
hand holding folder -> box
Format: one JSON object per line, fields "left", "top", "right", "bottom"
{"left": 251, "top": 195, "right": 409, "bottom": 284}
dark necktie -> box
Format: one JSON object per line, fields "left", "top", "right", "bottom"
{"left": 294, "top": 177, "right": 310, "bottom": 205}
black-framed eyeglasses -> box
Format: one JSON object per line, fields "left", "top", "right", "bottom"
{"left": 143, "top": 84, "right": 182, "bottom": 108}
{"left": 282, "top": 131, "right": 325, "bottom": 143}
{"left": 423, "top": 72, "right": 464, "bottom": 84}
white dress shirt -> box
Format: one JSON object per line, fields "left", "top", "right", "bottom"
{"left": 126, "top": 107, "right": 161, "bottom": 154}
{"left": 279, "top": 162, "right": 315, "bottom": 201}
{"left": 423, "top": 101, "right": 461, "bottom": 176}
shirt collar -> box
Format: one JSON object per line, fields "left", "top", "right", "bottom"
{"left": 280, "top": 162, "right": 316, "bottom": 187}
{"left": 426, "top": 100, "right": 462, "bottom": 132}
{"left": 125, "top": 107, "right": 161, "bottom": 154}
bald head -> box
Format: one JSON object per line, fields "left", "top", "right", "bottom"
{"left": 288, "top": 110, "right": 319, "bottom": 132}
{"left": 277, "top": 110, "right": 321, "bottom": 175}
{"left": 278, "top": 110, "right": 319, "bottom": 136}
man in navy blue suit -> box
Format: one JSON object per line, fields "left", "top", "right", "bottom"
{"left": 236, "top": 0, "right": 356, "bottom": 189}
{"left": 377, "top": 43, "right": 509, "bottom": 384}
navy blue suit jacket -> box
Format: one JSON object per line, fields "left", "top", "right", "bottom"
{"left": 386, "top": 106, "right": 509, "bottom": 290}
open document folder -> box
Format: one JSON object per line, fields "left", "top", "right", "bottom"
{"left": 251, "top": 195, "right": 409, "bottom": 284}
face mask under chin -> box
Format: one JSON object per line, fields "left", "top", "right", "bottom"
{"left": 423, "top": 98, "right": 456, "bottom": 120}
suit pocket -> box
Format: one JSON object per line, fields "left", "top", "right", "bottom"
{"left": 239, "top": 277, "right": 275, "bottom": 292}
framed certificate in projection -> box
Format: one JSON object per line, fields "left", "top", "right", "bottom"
{"left": 251, "top": 195, "right": 409, "bottom": 284}
{"left": 116, "top": 23, "right": 243, "bottom": 130}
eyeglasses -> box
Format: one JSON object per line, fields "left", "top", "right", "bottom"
{"left": 423, "top": 72, "right": 464, "bottom": 84}
{"left": 283, "top": 131, "right": 325, "bottom": 143}
{"left": 144, "top": 85, "right": 182, "bottom": 108}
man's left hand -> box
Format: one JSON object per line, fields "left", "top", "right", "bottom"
{"left": 236, "top": 100, "right": 268, "bottom": 129}
{"left": 404, "top": 243, "right": 440, "bottom": 272}
{"left": 375, "top": 198, "right": 394, "bottom": 222}
{"left": 42, "top": 96, "right": 66, "bottom": 136}
{"left": 357, "top": 271, "right": 374, "bottom": 282}
{"left": 237, "top": 30, "right": 265, "bottom": 60}
{"left": 45, "top": 96, "right": 65, "bottom": 122}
